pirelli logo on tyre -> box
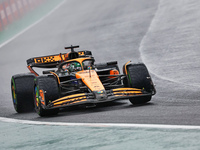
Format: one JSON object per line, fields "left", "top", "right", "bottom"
{"left": 34, "top": 56, "right": 56, "bottom": 64}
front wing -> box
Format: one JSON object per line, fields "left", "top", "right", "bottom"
{"left": 43, "top": 88, "right": 153, "bottom": 109}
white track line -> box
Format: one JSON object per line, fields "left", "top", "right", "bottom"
{"left": 1, "top": 117, "right": 200, "bottom": 129}
{"left": 0, "top": 0, "right": 66, "bottom": 49}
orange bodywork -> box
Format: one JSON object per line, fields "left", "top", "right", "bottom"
{"left": 124, "top": 61, "right": 131, "bottom": 76}
{"left": 65, "top": 57, "right": 92, "bottom": 65}
{"left": 27, "top": 65, "right": 39, "bottom": 76}
{"left": 112, "top": 88, "right": 143, "bottom": 97}
{"left": 109, "top": 69, "right": 119, "bottom": 79}
{"left": 50, "top": 71, "right": 60, "bottom": 84}
{"left": 52, "top": 93, "right": 87, "bottom": 107}
{"left": 76, "top": 70, "right": 105, "bottom": 92}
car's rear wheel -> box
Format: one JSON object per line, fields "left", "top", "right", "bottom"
{"left": 11, "top": 74, "right": 35, "bottom": 113}
{"left": 123, "top": 63, "right": 153, "bottom": 105}
{"left": 34, "top": 76, "right": 59, "bottom": 117}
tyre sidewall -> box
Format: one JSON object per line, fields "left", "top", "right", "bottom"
{"left": 123, "top": 63, "right": 153, "bottom": 104}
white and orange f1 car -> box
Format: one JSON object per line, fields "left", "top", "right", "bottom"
{"left": 11, "top": 45, "right": 156, "bottom": 116}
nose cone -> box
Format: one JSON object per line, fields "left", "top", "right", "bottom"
{"left": 93, "top": 90, "right": 107, "bottom": 101}
{"left": 76, "top": 70, "right": 105, "bottom": 92}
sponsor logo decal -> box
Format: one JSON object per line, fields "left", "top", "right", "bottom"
{"left": 34, "top": 56, "right": 55, "bottom": 63}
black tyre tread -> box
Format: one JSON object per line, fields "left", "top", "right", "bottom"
{"left": 11, "top": 73, "right": 35, "bottom": 113}
{"left": 124, "top": 63, "right": 152, "bottom": 104}
{"left": 35, "top": 76, "right": 59, "bottom": 116}
{"left": 127, "top": 63, "right": 152, "bottom": 92}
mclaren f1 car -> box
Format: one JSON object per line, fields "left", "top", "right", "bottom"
{"left": 11, "top": 45, "right": 156, "bottom": 116}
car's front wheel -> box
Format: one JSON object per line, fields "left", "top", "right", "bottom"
{"left": 34, "top": 76, "right": 59, "bottom": 117}
{"left": 123, "top": 63, "right": 154, "bottom": 105}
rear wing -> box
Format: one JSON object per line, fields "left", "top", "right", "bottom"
{"left": 27, "top": 51, "right": 93, "bottom": 68}
{"left": 27, "top": 46, "right": 93, "bottom": 76}
{"left": 27, "top": 53, "right": 65, "bottom": 68}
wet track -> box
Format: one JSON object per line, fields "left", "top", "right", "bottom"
{"left": 1, "top": 0, "right": 200, "bottom": 126}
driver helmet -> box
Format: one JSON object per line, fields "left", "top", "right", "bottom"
{"left": 70, "top": 62, "right": 81, "bottom": 71}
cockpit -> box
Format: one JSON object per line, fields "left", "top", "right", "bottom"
{"left": 59, "top": 58, "right": 94, "bottom": 73}
{"left": 62, "top": 61, "right": 82, "bottom": 72}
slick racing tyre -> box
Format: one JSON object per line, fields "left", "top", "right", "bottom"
{"left": 34, "top": 76, "right": 59, "bottom": 117}
{"left": 123, "top": 63, "right": 153, "bottom": 105}
{"left": 11, "top": 73, "right": 35, "bottom": 113}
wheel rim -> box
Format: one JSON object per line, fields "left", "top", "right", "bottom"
{"left": 34, "top": 86, "right": 40, "bottom": 111}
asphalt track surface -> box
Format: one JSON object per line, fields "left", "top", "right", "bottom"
{"left": 1, "top": 0, "right": 200, "bottom": 126}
